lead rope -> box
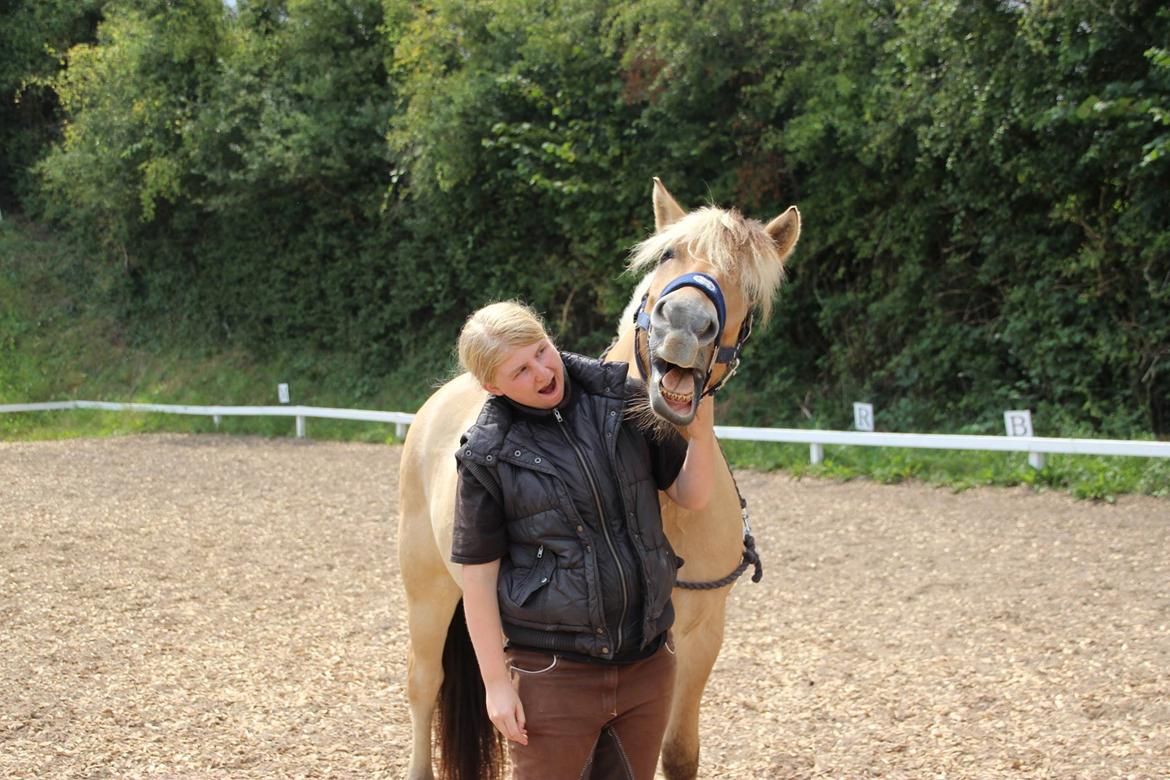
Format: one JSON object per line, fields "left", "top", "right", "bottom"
{"left": 675, "top": 441, "right": 764, "bottom": 590}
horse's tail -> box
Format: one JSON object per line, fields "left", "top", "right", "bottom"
{"left": 437, "top": 599, "right": 505, "bottom": 780}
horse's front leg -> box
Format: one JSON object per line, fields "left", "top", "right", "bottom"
{"left": 661, "top": 589, "right": 729, "bottom": 780}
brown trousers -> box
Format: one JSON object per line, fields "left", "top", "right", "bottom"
{"left": 505, "top": 639, "right": 677, "bottom": 780}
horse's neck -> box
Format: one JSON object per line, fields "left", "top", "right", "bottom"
{"left": 660, "top": 451, "right": 744, "bottom": 578}
{"left": 606, "top": 323, "right": 743, "bottom": 570}
{"left": 604, "top": 326, "right": 638, "bottom": 373}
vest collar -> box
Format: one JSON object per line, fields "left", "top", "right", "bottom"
{"left": 496, "top": 351, "right": 630, "bottom": 419}
{"left": 497, "top": 365, "right": 576, "bottom": 418}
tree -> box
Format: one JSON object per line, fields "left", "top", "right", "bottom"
{"left": 0, "top": 0, "right": 104, "bottom": 209}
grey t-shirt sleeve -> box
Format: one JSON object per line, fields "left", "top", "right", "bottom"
{"left": 450, "top": 460, "right": 508, "bottom": 565}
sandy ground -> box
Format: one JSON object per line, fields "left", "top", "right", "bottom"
{"left": 1, "top": 434, "right": 1167, "bottom": 779}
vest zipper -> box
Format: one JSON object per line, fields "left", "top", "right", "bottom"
{"left": 553, "top": 407, "right": 628, "bottom": 654}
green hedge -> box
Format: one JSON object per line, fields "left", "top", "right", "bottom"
{"left": 3, "top": 0, "right": 1167, "bottom": 436}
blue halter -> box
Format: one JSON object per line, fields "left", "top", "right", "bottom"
{"left": 633, "top": 271, "right": 754, "bottom": 398}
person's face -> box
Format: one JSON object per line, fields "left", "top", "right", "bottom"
{"left": 484, "top": 338, "right": 565, "bottom": 409}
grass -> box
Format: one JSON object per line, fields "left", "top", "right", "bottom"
{"left": 2, "top": 217, "right": 1167, "bottom": 501}
{"left": 720, "top": 440, "right": 1170, "bottom": 502}
{"left": 0, "top": 217, "right": 427, "bottom": 444}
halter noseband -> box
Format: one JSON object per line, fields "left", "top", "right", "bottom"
{"left": 632, "top": 271, "right": 754, "bottom": 398}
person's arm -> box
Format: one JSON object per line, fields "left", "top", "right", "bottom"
{"left": 665, "top": 396, "right": 716, "bottom": 510}
{"left": 462, "top": 560, "right": 528, "bottom": 745}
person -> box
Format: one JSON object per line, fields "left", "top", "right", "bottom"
{"left": 451, "top": 300, "right": 716, "bottom": 780}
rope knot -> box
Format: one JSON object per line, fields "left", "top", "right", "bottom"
{"left": 743, "top": 533, "right": 764, "bottom": 583}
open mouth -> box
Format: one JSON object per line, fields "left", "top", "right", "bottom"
{"left": 649, "top": 358, "right": 704, "bottom": 423}
{"left": 538, "top": 376, "right": 558, "bottom": 396}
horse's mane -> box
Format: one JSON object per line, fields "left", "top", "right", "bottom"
{"left": 626, "top": 206, "right": 787, "bottom": 324}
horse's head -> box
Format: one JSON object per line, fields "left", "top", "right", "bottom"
{"left": 626, "top": 178, "right": 800, "bottom": 426}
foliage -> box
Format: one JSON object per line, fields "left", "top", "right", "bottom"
{"left": 386, "top": 0, "right": 646, "bottom": 353}
{"left": 33, "top": 0, "right": 414, "bottom": 383}
{"left": 35, "top": 0, "right": 223, "bottom": 256}
{"left": 5, "top": 0, "right": 1168, "bottom": 441}
{"left": 5, "top": 218, "right": 1168, "bottom": 498}
{"left": 0, "top": 0, "right": 104, "bottom": 208}
{"left": 0, "top": 216, "right": 414, "bottom": 442}
{"left": 743, "top": 0, "right": 1170, "bottom": 434}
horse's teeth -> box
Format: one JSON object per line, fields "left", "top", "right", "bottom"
{"left": 660, "top": 387, "right": 693, "bottom": 403}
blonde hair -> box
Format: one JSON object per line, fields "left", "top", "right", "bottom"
{"left": 458, "top": 301, "right": 551, "bottom": 386}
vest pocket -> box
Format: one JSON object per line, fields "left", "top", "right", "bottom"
{"left": 507, "top": 547, "right": 557, "bottom": 606}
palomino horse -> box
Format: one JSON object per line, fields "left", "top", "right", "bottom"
{"left": 397, "top": 179, "right": 800, "bottom": 780}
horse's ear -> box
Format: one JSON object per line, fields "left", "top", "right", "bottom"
{"left": 652, "top": 177, "right": 687, "bottom": 231}
{"left": 764, "top": 206, "right": 801, "bottom": 260}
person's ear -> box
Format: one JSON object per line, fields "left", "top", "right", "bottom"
{"left": 483, "top": 381, "right": 502, "bottom": 396}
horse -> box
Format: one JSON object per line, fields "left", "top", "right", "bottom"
{"left": 397, "top": 178, "right": 800, "bottom": 780}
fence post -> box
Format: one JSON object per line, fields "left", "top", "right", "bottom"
{"left": 1028, "top": 452, "right": 1046, "bottom": 470}
{"left": 213, "top": 414, "right": 221, "bottom": 429}
{"left": 810, "top": 443, "right": 824, "bottom": 465}
{"left": 395, "top": 422, "right": 406, "bottom": 439}
{"left": 296, "top": 416, "right": 306, "bottom": 439}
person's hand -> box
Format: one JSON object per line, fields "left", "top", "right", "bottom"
{"left": 685, "top": 396, "right": 715, "bottom": 441}
{"left": 485, "top": 677, "right": 528, "bottom": 745}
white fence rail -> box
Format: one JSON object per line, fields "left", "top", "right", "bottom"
{"left": 3, "top": 400, "right": 1169, "bottom": 467}
{"left": 712, "top": 425, "right": 1170, "bottom": 469}
{"left": 0, "top": 400, "right": 415, "bottom": 439}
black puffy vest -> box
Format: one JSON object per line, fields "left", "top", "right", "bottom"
{"left": 456, "top": 352, "right": 679, "bottom": 660}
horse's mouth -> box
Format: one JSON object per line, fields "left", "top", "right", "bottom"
{"left": 649, "top": 358, "right": 704, "bottom": 425}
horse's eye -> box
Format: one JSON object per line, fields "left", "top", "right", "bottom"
{"left": 659, "top": 247, "right": 675, "bottom": 265}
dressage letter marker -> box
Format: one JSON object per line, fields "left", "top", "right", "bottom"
{"left": 853, "top": 402, "right": 874, "bottom": 432}
{"left": 1003, "top": 410, "right": 1033, "bottom": 437}
{"left": 278, "top": 383, "right": 306, "bottom": 438}
{"left": 1004, "top": 410, "right": 1044, "bottom": 469}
